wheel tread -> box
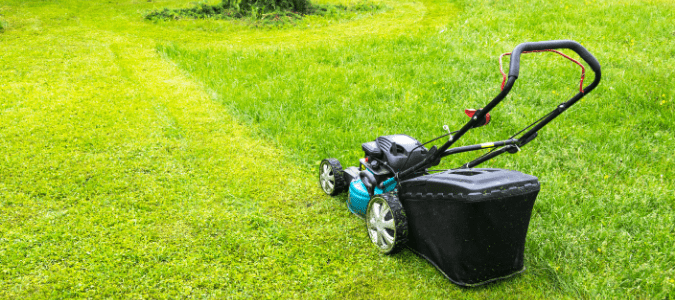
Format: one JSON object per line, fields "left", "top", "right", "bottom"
{"left": 367, "top": 192, "right": 408, "bottom": 254}
{"left": 319, "top": 158, "right": 346, "bottom": 196}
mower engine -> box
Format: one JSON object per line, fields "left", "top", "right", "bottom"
{"left": 342, "top": 134, "right": 432, "bottom": 217}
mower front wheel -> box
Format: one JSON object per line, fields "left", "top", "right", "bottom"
{"left": 319, "top": 158, "right": 346, "bottom": 196}
{"left": 366, "top": 192, "right": 408, "bottom": 254}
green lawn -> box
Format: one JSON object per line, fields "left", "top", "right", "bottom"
{"left": 0, "top": 0, "right": 673, "bottom": 298}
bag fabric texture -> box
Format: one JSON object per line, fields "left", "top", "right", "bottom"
{"left": 399, "top": 168, "right": 540, "bottom": 286}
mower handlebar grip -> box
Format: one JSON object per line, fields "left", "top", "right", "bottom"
{"left": 508, "top": 40, "right": 601, "bottom": 79}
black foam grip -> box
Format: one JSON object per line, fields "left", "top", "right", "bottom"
{"left": 508, "top": 40, "right": 601, "bottom": 79}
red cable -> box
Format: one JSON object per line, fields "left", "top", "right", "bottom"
{"left": 499, "top": 49, "right": 586, "bottom": 93}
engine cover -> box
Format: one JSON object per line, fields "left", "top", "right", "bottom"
{"left": 369, "top": 134, "right": 428, "bottom": 172}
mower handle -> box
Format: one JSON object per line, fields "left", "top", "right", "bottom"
{"left": 399, "top": 40, "right": 602, "bottom": 179}
{"left": 508, "top": 40, "right": 601, "bottom": 82}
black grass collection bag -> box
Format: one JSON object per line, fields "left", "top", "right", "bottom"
{"left": 399, "top": 168, "right": 540, "bottom": 286}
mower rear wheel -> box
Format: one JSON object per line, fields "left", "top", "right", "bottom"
{"left": 319, "top": 158, "right": 345, "bottom": 196}
{"left": 366, "top": 192, "right": 408, "bottom": 254}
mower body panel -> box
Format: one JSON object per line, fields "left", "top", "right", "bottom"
{"left": 348, "top": 176, "right": 397, "bottom": 217}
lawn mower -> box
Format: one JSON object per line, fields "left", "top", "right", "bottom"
{"left": 318, "top": 40, "right": 601, "bottom": 286}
